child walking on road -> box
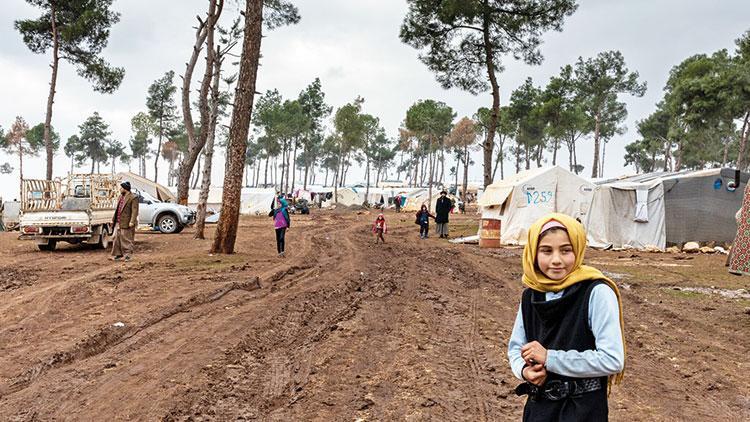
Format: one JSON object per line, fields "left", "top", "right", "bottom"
{"left": 415, "top": 204, "right": 435, "bottom": 239}
{"left": 372, "top": 213, "right": 387, "bottom": 244}
{"left": 271, "top": 193, "right": 290, "bottom": 257}
{"left": 507, "top": 213, "right": 625, "bottom": 421}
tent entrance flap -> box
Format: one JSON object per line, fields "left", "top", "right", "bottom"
{"left": 477, "top": 185, "right": 513, "bottom": 208}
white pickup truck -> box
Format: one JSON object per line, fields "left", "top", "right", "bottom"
{"left": 18, "top": 175, "right": 118, "bottom": 251}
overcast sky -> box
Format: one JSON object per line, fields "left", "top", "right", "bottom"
{"left": 1, "top": 0, "right": 748, "bottom": 200}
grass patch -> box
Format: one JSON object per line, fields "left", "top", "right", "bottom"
{"left": 664, "top": 289, "right": 705, "bottom": 300}
{"left": 450, "top": 221, "right": 479, "bottom": 238}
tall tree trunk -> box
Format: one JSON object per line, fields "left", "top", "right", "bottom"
{"left": 591, "top": 111, "right": 601, "bottom": 178}
{"left": 552, "top": 139, "right": 559, "bottom": 166}
{"left": 568, "top": 138, "right": 574, "bottom": 172}
{"left": 525, "top": 144, "right": 530, "bottom": 170}
{"left": 264, "top": 157, "right": 269, "bottom": 186}
{"left": 663, "top": 138, "right": 671, "bottom": 171}
{"left": 438, "top": 149, "right": 445, "bottom": 186}
{"left": 324, "top": 167, "right": 328, "bottom": 187}
{"left": 154, "top": 118, "right": 163, "bottom": 183}
{"left": 303, "top": 161, "right": 309, "bottom": 190}
{"left": 675, "top": 138, "right": 683, "bottom": 171}
{"left": 18, "top": 147, "right": 24, "bottom": 197}
{"left": 427, "top": 137, "right": 434, "bottom": 211}
{"left": 280, "top": 142, "right": 287, "bottom": 192}
{"left": 195, "top": 50, "right": 222, "bottom": 240}
{"left": 211, "top": 0, "right": 262, "bottom": 254}
{"left": 291, "top": 140, "right": 298, "bottom": 193}
{"left": 178, "top": 0, "right": 223, "bottom": 204}
{"left": 600, "top": 140, "right": 607, "bottom": 178}
{"left": 455, "top": 151, "right": 460, "bottom": 194}
{"left": 44, "top": 3, "right": 59, "bottom": 181}
{"left": 462, "top": 143, "right": 469, "bottom": 203}
{"left": 536, "top": 144, "right": 542, "bottom": 168}
{"left": 482, "top": 16, "right": 499, "bottom": 188}
{"left": 273, "top": 157, "right": 278, "bottom": 187}
{"left": 365, "top": 154, "right": 371, "bottom": 205}
{"left": 736, "top": 111, "right": 750, "bottom": 170}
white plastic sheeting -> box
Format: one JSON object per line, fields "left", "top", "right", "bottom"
{"left": 187, "top": 187, "right": 277, "bottom": 216}
{"left": 478, "top": 166, "right": 596, "bottom": 245}
{"left": 585, "top": 181, "right": 666, "bottom": 250}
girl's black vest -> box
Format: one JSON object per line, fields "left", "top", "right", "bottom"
{"left": 521, "top": 279, "right": 609, "bottom": 422}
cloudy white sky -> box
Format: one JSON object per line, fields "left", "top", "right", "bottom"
{"left": 1, "top": 0, "right": 748, "bottom": 200}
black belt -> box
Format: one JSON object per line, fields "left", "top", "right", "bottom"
{"left": 515, "top": 378, "right": 602, "bottom": 401}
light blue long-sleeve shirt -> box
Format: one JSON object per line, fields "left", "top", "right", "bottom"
{"left": 507, "top": 283, "right": 625, "bottom": 380}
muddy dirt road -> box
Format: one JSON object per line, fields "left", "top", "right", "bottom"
{"left": 0, "top": 211, "right": 748, "bottom": 421}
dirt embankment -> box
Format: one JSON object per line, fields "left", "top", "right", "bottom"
{"left": 0, "top": 211, "right": 748, "bottom": 421}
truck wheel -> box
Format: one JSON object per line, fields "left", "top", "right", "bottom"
{"left": 97, "top": 228, "right": 111, "bottom": 250}
{"left": 38, "top": 240, "right": 57, "bottom": 251}
{"left": 157, "top": 214, "right": 179, "bottom": 234}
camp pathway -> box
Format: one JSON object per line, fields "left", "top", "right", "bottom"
{"left": 0, "top": 211, "right": 747, "bottom": 420}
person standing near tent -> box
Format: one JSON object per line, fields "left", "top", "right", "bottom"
{"left": 507, "top": 213, "right": 625, "bottom": 421}
{"left": 111, "top": 182, "right": 139, "bottom": 261}
{"left": 435, "top": 190, "right": 452, "bottom": 239}
{"left": 415, "top": 204, "right": 435, "bottom": 239}
{"left": 372, "top": 213, "right": 387, "bottom": 244}
{"left": 271, "top": 192, "right": 291, "bottom": 257}
{"left": 394, "top": 195, "right": 402, "bottom": 213}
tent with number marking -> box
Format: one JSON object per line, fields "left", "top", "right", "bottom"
{"left": 477, "top": 166, "right": 596, "bottom": 245}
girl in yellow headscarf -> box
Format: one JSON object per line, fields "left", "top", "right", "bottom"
{"left": 507, "top": 213, "right": 625, "bottom": 421}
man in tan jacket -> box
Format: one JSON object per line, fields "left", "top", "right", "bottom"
{"left": 111, "top": 181, "right": 139, "bottom": 261}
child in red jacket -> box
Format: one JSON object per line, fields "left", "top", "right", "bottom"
{"left": 372, "top": 213, "right": 387, "bottom": 244}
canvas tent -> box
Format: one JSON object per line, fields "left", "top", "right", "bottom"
{"left": 187, "top": 187, "right": 277, "bottom": 216}
{"left": 188, "top": 187, "right": 224, "bottom": 212}
{"left": 116, "top": 172, "right": 176, "bottom": 203}
{"left": 584, "top": 179, "right": 666, "bottom": 249}
{"left": 586, "top": 168, "right": 747, "bottom": 249}
{"left": 1, "top": 200, "right": 21, "bottom": 231}
{"left": 336, "top": 187, "right": 362, "bottom": 207}
{"left": 402, "top": 188, "right": 459, "bottom": 212}
{"left": 478, "top": 166, "right": 595, "bottom": 245}
{"left": 241, "top": 188, "right": 277, "bottom": 215}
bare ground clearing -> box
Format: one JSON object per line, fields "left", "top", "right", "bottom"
{"left": 0, "top": 211, "right": 748, "bottom": 421}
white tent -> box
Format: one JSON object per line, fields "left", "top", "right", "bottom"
{"left": 402, "top": 189, "right": 458, "bottom": 212}
{"left": 585, "top": 168, "right": 747, "bottom": 249}
{"left": 584, "top": 180, "right": 666, "bottom": 250}
{"left": 478, "top": 166, "right": 595, "bottom": 245}
{"left": 116, "top": 172, "right": 177, "bottom": 202}
{"left": 187, "top": 187, "right": 277, "bottom": 216}
{"left": 336, "top": 187, "right": 362, "bottom": 207}
{"left": 241, "top": 188, "right": 277, "bottom": 215}
{"left": 188, "top": 187, "right": 224, "bottom": 211}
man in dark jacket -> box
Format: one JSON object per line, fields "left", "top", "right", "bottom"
{"left": 435, "top": 190, "right": 452, "bottom": 238}
{"left": 111, "top": 181, "right": 139, "bottom": 261}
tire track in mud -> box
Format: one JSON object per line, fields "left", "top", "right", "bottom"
{"left": 466, "top": 289, "right": 490, "bottom": 422}
{"left": 0, "top": 215, "right": 336, "bottom": 405}
{"left": 0, "top": 278, "right": 262, "bottom": 397}
{"left": 162, "top": 220, "right": 372, "bottom": 420}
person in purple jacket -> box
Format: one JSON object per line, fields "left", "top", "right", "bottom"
{"left": 271, "top": 192, "right": 290, "bottom": 257}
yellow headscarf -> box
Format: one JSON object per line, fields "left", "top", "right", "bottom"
{"left": 522, "top": 213, "right": 625, "bottom": 388}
